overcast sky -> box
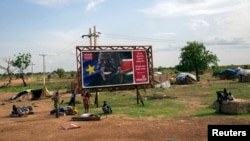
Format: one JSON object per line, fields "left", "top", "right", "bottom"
{"left": 0, "top": 0, "right": 249, "bottom": 73}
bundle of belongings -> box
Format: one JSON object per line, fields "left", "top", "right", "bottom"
{"left": 65, "top": 105, "right": 78, "bottom": 115}
{"left": 10, "top": 105, "right": 34, "bottom": 117}
{"left": 50, "top": 105, "right": 78, "bottom": 116}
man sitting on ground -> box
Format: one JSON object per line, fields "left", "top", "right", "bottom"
{"left": 102, "top": 101, "right": 112, "bottom": 114}
{"left": 216, "top": 88, "right": 235, "bottom": 103}
{"left": 216, "top": 88, "right": 229, "bottom": 103}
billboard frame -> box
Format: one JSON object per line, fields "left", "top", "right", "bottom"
{"left": 76, "top": 45, "right": 154, "bottom": 92}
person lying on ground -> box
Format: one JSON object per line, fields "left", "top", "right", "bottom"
{"left": 11, "top": 105, "right": 34, "bottom": 117}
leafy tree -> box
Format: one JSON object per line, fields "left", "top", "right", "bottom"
{"left": 0, "top": 56, "right": 16, "bottom": 84}
{"left": 70, "top": 71, "right": 76, "bottom": 78}
{"left": 11, "top": 53, "right": 31, "bottom": 86}
{"left": 157, "top": 66, "right": 164, "bottom": 72}
{"left": 55, "top": 68, "right": 65, "bottom": 78}
{"left": 176, "top": 41, "right": 219, "bottom": 81}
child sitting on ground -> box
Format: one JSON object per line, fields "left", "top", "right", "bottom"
{"left": 102, "top": 101, "right": 112, "bottom": 114}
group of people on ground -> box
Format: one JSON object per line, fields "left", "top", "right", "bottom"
{"left": 80, "top": 89, "right": 112, "bottom": 114}
{"left": 50, "top": 86, "right": 112, "bottom": 118}
{"left": 10, "top": 83, "right": 112, "bottom": 118}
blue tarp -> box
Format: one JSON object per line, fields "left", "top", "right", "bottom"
{"left": 219, "top": 68, "right": 241, "bottom": 76}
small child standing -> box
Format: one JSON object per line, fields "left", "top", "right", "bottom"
{"left": 52, "top": 91, "right": 60, "bottom": 118}
{"left": 81, "top": 89, "right": 90, "bottom": 113}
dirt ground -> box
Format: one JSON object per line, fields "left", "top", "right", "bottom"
{"left": 0, "top": 85, "right": 250, "bottom": 141}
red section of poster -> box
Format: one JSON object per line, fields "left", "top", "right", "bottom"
{"left": 83, "top": 53, "right": 93, "bottom": 60}
{"left": 133, "top": 50, "right": 149, "bottom": 83}
{"left": 119, "top": 59, "right": 133, "bottom": 74}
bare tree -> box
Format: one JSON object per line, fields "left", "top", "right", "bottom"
{"left": 0, "top": 56, "right": 16, "bottom": 84}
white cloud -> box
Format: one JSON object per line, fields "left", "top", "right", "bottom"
{"left": 215, "top": 10, "right": 250, "bottom": 40}
{"left": 188, "top": 19, "right": 209, "bottom": 30}
{"left": 27, "top": 0, "right": 71, "bottom": 6}
{"left": 139, "top": 0, "right": 245, "bottom": 17}
{"left": 153, "top": 32, "right": 176, "bottom": 36}
{"left": 85, "top": 0, "right": 105, "bottom": 11}
{"left": 200, "top": 1, "right": 250, "bottom": 46}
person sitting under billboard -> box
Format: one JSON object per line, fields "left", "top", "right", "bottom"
{"left": 102, "top": 101, "right": 112, "bottom": 114}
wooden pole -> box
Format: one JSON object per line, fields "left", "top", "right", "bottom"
{"left": 89, "top": 28, "right": 92, "bottom": 47}
{"left": 95, "top": 91, "right": 99, "bottom": 107}
{"left": 136, "top": 86, "right": 144, "bottom": 106}
{"left": 93, "top": 25, "right": 96, "bottom": 47}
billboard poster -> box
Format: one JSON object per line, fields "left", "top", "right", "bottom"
{"left": 81, "top": 50, "right": 149, "bottom": 88}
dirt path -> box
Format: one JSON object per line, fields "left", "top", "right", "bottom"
{"left": 1, "top": 91, "right": 250, "bottom": 141}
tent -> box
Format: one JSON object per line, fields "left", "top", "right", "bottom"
{"left": 219, "top": 68, "right": 240, "bottom": 80}
{"left": 237, "top": 69, "right": 250, "bottom": 82}
{"left": 9, "top": 88, "right": 53, "bottom": 101}
{"left": 175, "top": 73, "right": 197, "bottom": 84}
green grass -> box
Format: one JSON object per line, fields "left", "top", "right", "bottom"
{"left": 0, "top": 79, "right": 71, "bottom": 92}
{"left": 1, "top": 76, "right": 250, "bottom": 119}
{"left": 72, "top": 91, "right": 186, "bottom": 118}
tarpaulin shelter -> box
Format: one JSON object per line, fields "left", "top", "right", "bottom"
{"left": 9, "top": 88, "right": 53, "bottom": 101}
{"left": 175, "top": 73, "right": 197, "bottom": 85}
{"left": 219, "top": 68, "right": 240, "bottom": 80}
{"left": 237, "top": 68, "right": 250, "bottom": 82}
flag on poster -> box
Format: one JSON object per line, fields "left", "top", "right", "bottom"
{"left": 82, "top": 52, "right": 99, "bottom": 86}
{"left": 81, "top": 50, "right": 149, "bottom": 88}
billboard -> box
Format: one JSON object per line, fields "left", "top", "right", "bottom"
{"left": 81, "top": 50, "right": 149, "bottom": 88}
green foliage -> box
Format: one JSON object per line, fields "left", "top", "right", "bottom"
{"left": 156, "top": 66, "right": 166, "bottom": 72}
{"left": 11, "top": 53, "right": 31, "bottom": 71}
{"left": 55, "top": 68, "right": 65, "bottom": 78}
{"left": 11, "top": 53, "right": 31, "bottom": 86}
{"left": 70, "top": 71, "right": 76, "bottom": 78}
{"left": 176, "top": 41, "right": 219, "bottom": 72}
{"left": 176, "top": 41, "right": 219, "bottom": 81}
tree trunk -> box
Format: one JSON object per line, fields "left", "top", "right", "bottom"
{"left": 8, "top": 76, "right": 12, "bottom": 84}
{"left": 195, "top": 68, "right": 200, "bottom": 81}
{"left": 21, "top": 75, "right": 27, "bottom": 86}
